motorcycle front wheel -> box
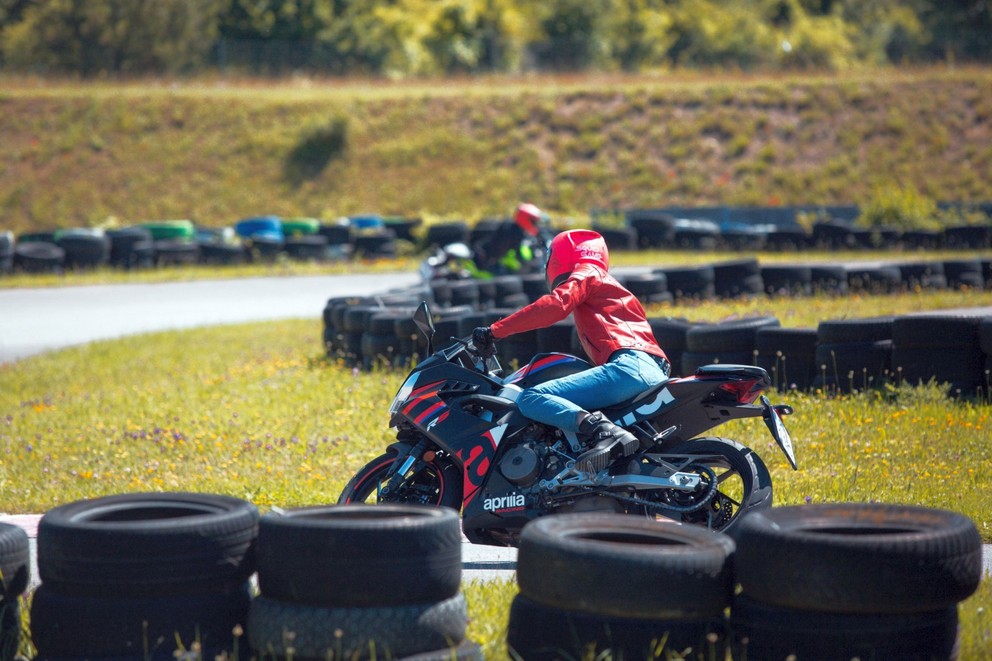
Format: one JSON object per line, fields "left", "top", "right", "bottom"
{"left": 652, "top": 437, "right": 773, "bottom": 535}
{"left": 338, "top": 450, "right": 463, "bottom": 510}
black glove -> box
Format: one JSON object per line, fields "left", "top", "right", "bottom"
{"left": 472, "top": 326, "right": 496, "bottom": 357}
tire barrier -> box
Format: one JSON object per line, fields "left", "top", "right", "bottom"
{"left": 324, "top": 270, "right": 992, "bottom": 398}
{"left": 249, "top": 504, "right": 474, "bottom": 660}
{"left": 731, "top": 503, "right": 982, "bottom": 660}
{"left": 0, "top": 523, "right": 30, "bottom": 660}
{"left": 509, "top": 513, "right": 734, "bottom": 660}
{"left": 17, "top": 495, "right": 482, "bottom": 661}
{"left": 30, "top": 492, "right": 259, "bottom": 661}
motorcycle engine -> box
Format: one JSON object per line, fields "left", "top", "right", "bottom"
{"left": 499, "top": 444, "right": 543, "bottom": 487}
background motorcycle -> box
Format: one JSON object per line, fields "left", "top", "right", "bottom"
{"left": 339, "top": 302, "right": 797, "bottom": 545}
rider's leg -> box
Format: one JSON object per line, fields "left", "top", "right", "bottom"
{"left": 517, "top": 350, "right": 668, "bottom": 472}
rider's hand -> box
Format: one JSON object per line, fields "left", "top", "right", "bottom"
{"left": 472, "top": 327, "right": 496, "bottom": 357}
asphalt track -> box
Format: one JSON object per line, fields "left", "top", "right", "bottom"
{"left": 0, "top": 272, "right": 988, "bottom": 585}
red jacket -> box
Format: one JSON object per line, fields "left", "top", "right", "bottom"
{"left": 490, "top": 263, "right": 668, "bottom": 366}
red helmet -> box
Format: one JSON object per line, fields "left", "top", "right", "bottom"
{"left": 545, "top": 229, "right": 609, "bottom": 289}
{"left": 514, "top": 203, "right": 542, "bottom": 236}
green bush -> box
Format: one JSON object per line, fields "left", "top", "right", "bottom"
{"left": 856, "top": 184, "right": 940, "bottom": 231}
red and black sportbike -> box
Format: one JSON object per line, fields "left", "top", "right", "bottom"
{"left": 339, "top": 302, "right": 798, "bottom": 545}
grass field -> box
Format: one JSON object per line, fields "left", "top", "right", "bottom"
{"left": 2, "top": 67, "right": 991, "bottom": 234}
{"left": 2, "top": 284, "right": 991, "bottom": 657}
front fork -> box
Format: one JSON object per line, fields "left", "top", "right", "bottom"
{"left": 381, "top": 438, "right": 430, "bottom": 499}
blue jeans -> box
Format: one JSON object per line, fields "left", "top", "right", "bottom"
{"left": 517, "top": 350, "right": 670, "bottom": 432}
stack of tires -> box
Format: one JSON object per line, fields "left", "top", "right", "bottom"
{"left": 0, "top": 231, "right": 13, "bottom": 275}
{"left": 712, "top": 258, "right": 764, "bottom": 299}
{"left": 891, "top": 314, "right": 988, "bottom": 396}
{"left": 54, "top": 228, "right": 111, "bottom": 270}
{"left": 0, "top": 523, "right": 30, "bottom": 658}
{"left": 755, "top": 326, "right": 819, "bottom": 392}
{"left": 732, "top": 503, "right": 983, "bottom": 660}
{"left": 681, "top": 316, "right": 780, "bottom": 375}
{"left": 813, "top": 317, "right": 894, "bottom": 393}
{"left": 12, "top": 234, "right": 64, "bottom": 274}
{"left": 248, "top": 504, "right": 480, "bottom": 661}
{"left": 30, "top": 493, "right": 258, "bottom": 661}
{"left": 508, "top": 513, "right": 734, "bottom": 660}
{"left": 654, "top": 265, "right": 716, "bottom": 301}
{"left": 143, "top": 220, "right": 199, "bottom": 266}
{"left": 983, "top": 318, "right": 992, "bottom": 380}
{"left": 236, "top": 216, "right": 284, "bottom": 262}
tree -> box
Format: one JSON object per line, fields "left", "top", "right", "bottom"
{"left": 1, "top": 0, "right": 226, "bottom": 75}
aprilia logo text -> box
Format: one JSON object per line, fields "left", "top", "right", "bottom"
{"left": 483, "top": 493, "right": 525, "bottom": 512}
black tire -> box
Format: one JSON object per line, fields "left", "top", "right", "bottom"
{"left": 13, "top": 242, "right": 64, "bottom": 273}
{"left": 893, "top": 346, "right": 986, "bottom": 393}
{"left": 846, "top": 265, "right": 901, "bottom": 293}
{"left": 760, "top": 265, "right": 813, "bottom": 296}
{"left": 57, "top": 233, "right": 110, "bottom": 269}
{"left": 809, "top": 264, "right": 849, "bottom": 295}
{"left": 247, "top": 593, "right": 468, "bottom": 660}
{"left": 712, "top": 258, "right": 762, "bottom": 299}
{"left": 37, "top": 492, "right": 258, "bottom": 598}
{"left": 256, "top": 504, "right": 461, "bottom": 608}
{"left": 0, "top": 523, "right": 29, "bottom": 598}
{"left": 284, "top": 235, "right": 328, "bottom": 261}
{"left": 730, "top": 595, "right": 959, "bottom": 661}
{"left": 980, "top": 317, "right": 992, "bottom": 355}
{"left": 765, "top": 228, "right": 809, "bottom": 251}
{"left": 813, "top": 339, "right": 894, "bottom": 391}
{"left": 338, "top": 450, "right": 463, "bottom": 510}
{"left": 516, "top": 513, "right": 735, "bottom": 619}
{"left": 892, "top": 313, "right": 985, "bottom": 349}
{"left": 627, "top": 211, "right": 676, "bottom": 248}
{"left": 519, "top": 272, "right": 549, "bottom": 301}
{"left": 896, "top": 261, "right": 947, "bottom": 290}
{"left": 620, "top": 273, "right": 670, "bottom": 303}
{"left": 154, "top": 239, "right": 199, "bottom": 266}
{"left": 943, "top": 258, "right": 985, "bottom": 290}
{"left": 197, "top": 241, "right": 246, "bottom": 265}
{"left": 30, "top": 582, "right": 252, "bottom": 660}
{"left": 755, "top": 327, "right": 818, "bottom": 391}
{"left": 685, "top": 316, "right": 780, "bottom": 353}
{"left": 0, "top": 599, "right": 18, "bottom": 661}
{"left": 656, "top": 266, "right": 715, "bottom": 300}
{"left": 817, "top": 316, "right": 894, "bottom": 344}
{"left": 658, "top": 437, "right": 772, "bottom": 535}
{"left": 507, "top": 595, "right": 727, "bottom": 661}
{"left": 424, "top": 222, "right": 469, "bottom": 249}
{"left": 593, "top": 226, "right": 636, "bottom": 251}
{"left": 536, "top": 320, "right": 576, "bottom": 354}
{"left": 397, "top": 639, "right": 483, "bottom": 661}
{"left": 733, "top": 503, "right": 983, "bottom": 614}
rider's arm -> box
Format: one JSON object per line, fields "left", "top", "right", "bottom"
{"left": 490, "top": 270, "right": 591, "bottom": 340}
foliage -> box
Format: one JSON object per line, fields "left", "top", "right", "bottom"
{"left": 856, "top": 183, "right": 940, "bottom": 231}
{"left": 1, "top": 0, "right": 990, "bottom": 76}
{"left": 0, "top": 0, "right": 226, "bottom": 75}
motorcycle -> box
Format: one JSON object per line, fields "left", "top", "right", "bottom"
{"left": 339, "top": 302, "right": 798, "bottom": 545}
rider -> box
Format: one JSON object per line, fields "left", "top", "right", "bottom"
{"left": 473, "top": 227, "right": 671, "bottom": 473}
{"left": 472, "top": 203, "right": 547, "bottom": 275}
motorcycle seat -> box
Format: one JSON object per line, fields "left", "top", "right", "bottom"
{"left": 694, "top": 363, "right": 771, "bottom": 384}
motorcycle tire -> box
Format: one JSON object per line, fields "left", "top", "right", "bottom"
{"left": 660, "top": 437, "right": 772, "bottom": 536}
{"left": 338, "top": 449, "right": 463, "bottom": 510}
{"left": 730, "top": 594, "right": 959, "bottom": 661}
{"left": 256, "top": 504, "right": 461, "bottom": 608}
{"left": 247, "top": 593, "right": 468, "bottom": 660}
{"left": 506, "top": 594, "right": 728, "bottom": 661}
{"left": 733, "top": 503, "right": 982, "bottom": 614}
{"left": 36, "top": 493, "right": 258, "bottom": 599}
{"left": 516, "top": 513, "right": 735, "bottom": 620}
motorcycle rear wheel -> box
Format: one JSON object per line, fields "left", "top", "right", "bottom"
{"left": 650, "top": 437, "right": 772, "bottom": 535}
{"left": 338, "top": 449, "right": 463, "bottom": 510}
